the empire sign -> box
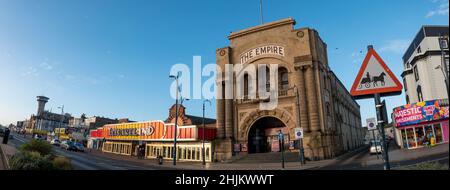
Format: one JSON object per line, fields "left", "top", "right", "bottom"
{"left": 240, "top": 45, "right": 285, "bottom": 64}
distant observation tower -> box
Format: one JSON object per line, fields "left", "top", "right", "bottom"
{"left": 36, "top": 96, "right": 49, "bottom": 116}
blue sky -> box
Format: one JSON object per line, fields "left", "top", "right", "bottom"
{"left": 0, "top": 0, "right": 448, "bottom": 126}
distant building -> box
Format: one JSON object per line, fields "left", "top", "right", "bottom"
{"left": 84, "top": 116, "right": 119, "bottom": 130}
{"left": 401, "top": 26, "right": 449, "bottom": 104}
{"left": 29, "top": 96, "right": 72, "bottom": 132}
{"left": 392, "top": 26, "right": 449, "bottom": 150}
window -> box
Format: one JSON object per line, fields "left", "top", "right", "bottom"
{"left": 439, "top": 38, "right": 448, "bottom": 49}
{"left": 445, "top": 58, "right": 449, "bottom": 73}
{"left": 244, "top": 74, "right": 249, "bottom": 100}
{"left": 433, "top": 124, "right": 443, "bottom": 144}
{"left": 417, "top": 46, "right": 422, "bottom": 54}
{"left": 278, "top": 67, "right": 289, "bottom": 90}
{"left": 406, "top": 128, "right": 416, "bottom": 148}
{"left": 417, "top": 85, "right": 423, "bottom": 102}
{"left": 266, "top": 67, "right": 270, "bottom": 92}
{"left": 414, "top": 65, "right": 419, "bottom": 81}
{"left": 406, "top": 95, "right": 410, "bottom": 104}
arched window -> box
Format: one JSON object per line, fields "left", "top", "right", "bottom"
{"left": 244, "top": 74, "right": 249, "bottom": 100}
{"left": 278, "top": 67, "right": 289, "bottom": 90}
{"left": 406, "top": 95, "right": 410, "bottom": 104}
{"left": 266, "top": 66, "right": 270, "bottom": 92}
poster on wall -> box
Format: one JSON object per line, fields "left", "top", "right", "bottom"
{"left": 234, "top": 144, "right": 241, "bottom": 152}
{"left": 393, "top": 99, "right": 449, "bottom": 127}
{"left": 241, "top": 144, "right": 248, "bottom": 152}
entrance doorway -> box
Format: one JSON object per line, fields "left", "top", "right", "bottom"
{"left": 248, "top": 117, "right": 288, "bottom": 154}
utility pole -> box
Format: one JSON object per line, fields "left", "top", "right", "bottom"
{"left": 375, "top": 94, "right": 390, "bottom": 170}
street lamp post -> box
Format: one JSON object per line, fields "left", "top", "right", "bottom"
{"left": 202, "top": 99, "right": 211, "bottom": 165}
{"left": 169, "top": 73, "right": 189, "bottom": 166}
{"left": 170, "top": 74, "right": 180, "bottom": 166}
{"left": 57, "top": 105, "right": 64, "bottom": 140}
{"left": 279, "top": 130, "right": 285, "bottom": 169}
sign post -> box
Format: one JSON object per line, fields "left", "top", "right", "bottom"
{"left": 366, "top": 118, "right": 379, "bottom": 159}
{"left": 278, "top": 130, "right": 285, "bottom": 169}
{"left": 351, "top": 45, "right": 402, "bottom": 170}
{"left": 294, "top": 127, "right": 305, "bottom": 165}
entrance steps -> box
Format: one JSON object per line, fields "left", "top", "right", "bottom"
{"left": 231, "top": 152, "right": 303, "bottom": 163}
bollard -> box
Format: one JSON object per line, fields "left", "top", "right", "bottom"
{"left": 158, "top": 155, "right": 164, "bottom": 165}
{"left": 2, "top": 128, "right": 10, "bottom": 144}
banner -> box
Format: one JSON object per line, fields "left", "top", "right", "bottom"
{"left": 393, "top": 99, "right": 449, "bottom": 127}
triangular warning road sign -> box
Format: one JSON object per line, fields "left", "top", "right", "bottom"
{"left": 350, "top": 47, "right": 403, "bottom": 98}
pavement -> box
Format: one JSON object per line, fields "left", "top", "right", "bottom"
{"left": 0, "top": 137, "right": 18, "bottom": 170}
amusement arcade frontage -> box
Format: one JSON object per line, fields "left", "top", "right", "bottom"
{"left": 88, "top": 104, "right": 217, "bottom": 162}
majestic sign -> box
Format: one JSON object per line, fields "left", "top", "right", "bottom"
{"left": 240, "top": 45, "right": 285, "bottom": 64}
{"left": 366, "top": 118, "right": 378, "bottom": 131}
{"left": 350, "top": 47, "right": 402, "bottom": 97}
{"left": 393, "top": 99, "right": 449, "bottom": 127}
{"left": 108, "top": 126, "right": 154, "bottom": 137}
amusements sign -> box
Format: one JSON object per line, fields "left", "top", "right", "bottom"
{"left": 393, "top": 99, "right": 449, "bottom": 127}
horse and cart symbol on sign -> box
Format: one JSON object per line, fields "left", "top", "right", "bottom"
{"left": 358, "top": 72, "right": 387, "bottom": 89}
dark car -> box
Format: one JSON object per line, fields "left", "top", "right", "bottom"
{"left": 60, "top": 140, "right": 77, "bottom": 151}
{"left": 73, "top": 142, "right": 85, "bottom": 152}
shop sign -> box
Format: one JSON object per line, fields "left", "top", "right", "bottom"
{"left": 108, "top": 126, "right": 154, "bottom": 137}
{"left": 393, "top": 99, "right": 449, "bottom": 127}
{"left": 240, "top": 44, "right": 285, "bottom": 64}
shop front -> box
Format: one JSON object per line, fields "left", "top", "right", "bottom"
{"left": 393, "top": 99, "right": 449, "bottom": 149}
{"left": 90, "top": 120, "right": 217, "bottom": 162}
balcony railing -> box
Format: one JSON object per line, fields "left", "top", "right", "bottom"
{"left": 237, "top": 88, "right": 293, "bottom": 104}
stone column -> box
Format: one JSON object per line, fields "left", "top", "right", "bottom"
{"left": 225, "top": 99, "right": 234, "bottom": 139}
{"left": 305, "top": 64, "right": 320, "bottom": 132}
{"left": 216, "top": 82, "right": 225, "bottom": 139}
{"left": 297, "top": 67, "right": 310, "bottom": 132}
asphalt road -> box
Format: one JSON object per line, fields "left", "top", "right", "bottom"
{"left": 9, "top": 133, "right": 163, "bottom": 170}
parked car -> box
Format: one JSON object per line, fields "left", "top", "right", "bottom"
{"left": 61, "top": 140, "right": 77, "bottom": 151}
{"left": 369, "top": 141, "right": 382, "bottom": 154}
{"left": 73, "top": 142, "right": 85, "bottom": 152}
{"left": 50, "top": 139, "right": 60, "bottom": 146}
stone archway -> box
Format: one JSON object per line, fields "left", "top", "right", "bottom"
{"left": 239, "top": 109, "right": 296, "bottom": 153}
{"left": 247, "top": 116, "right": 287, "bottom": 153}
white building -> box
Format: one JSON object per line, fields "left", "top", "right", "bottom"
{"left": 401, "top": 26, "right": 449, "bottom": 104}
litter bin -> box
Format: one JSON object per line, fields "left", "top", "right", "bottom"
{"left": 2, "top": 128, "right": 10, "bottom": 144}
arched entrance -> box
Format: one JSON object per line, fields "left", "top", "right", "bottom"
{"left": 247, "top": 116, "right": 288, "bottom": 154}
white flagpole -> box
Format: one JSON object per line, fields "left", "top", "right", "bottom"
{"left": 260, "top": 0, "right": 264, "bottom": 24}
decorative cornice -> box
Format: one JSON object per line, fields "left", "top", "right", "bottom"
{"left": 228, "top": 18, "right": 295, "bottom": 40}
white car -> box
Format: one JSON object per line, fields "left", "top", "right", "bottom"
{"left": 50, "top": 139, "right": 60, "bottom": 146}
{"left": 370, "top": 141, "right": 382, "bottom": 154}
